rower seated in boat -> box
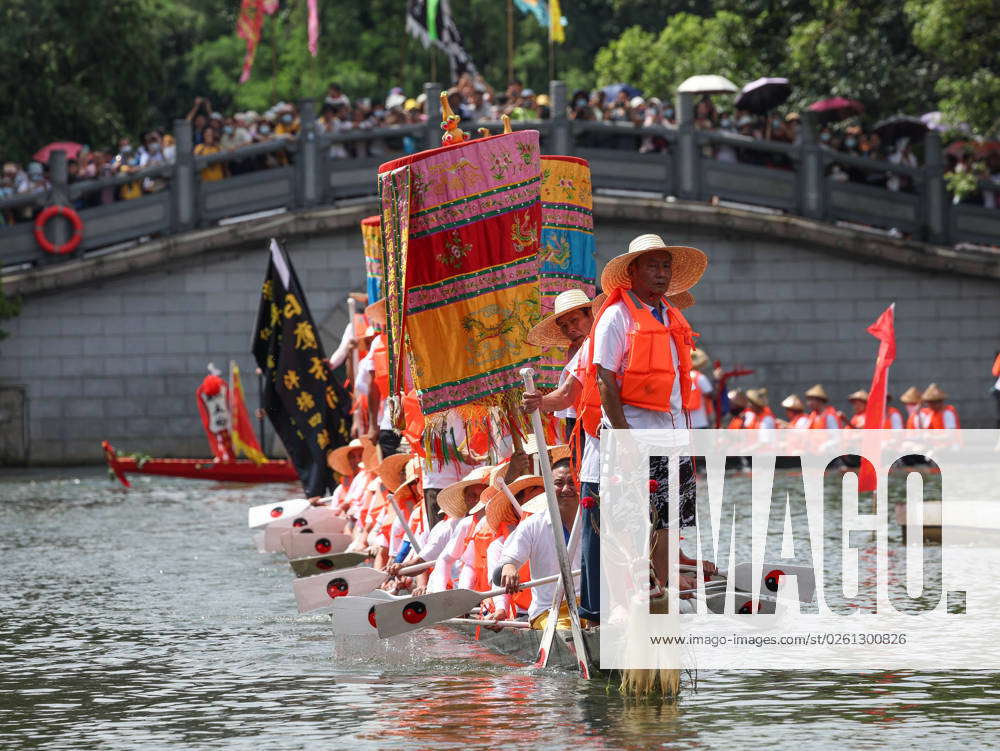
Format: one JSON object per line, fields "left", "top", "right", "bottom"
{"left": 495, "top": 458, "right": 582, "bottom": 630}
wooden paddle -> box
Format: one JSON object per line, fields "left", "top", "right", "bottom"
{"left": 447, "top": 617, "right": 530, "bottom": 630}
{"left": 282, "top": 531, "right": 353, "bottom": 560}
{"left": 680, "top": 562, "right": 816, "bottom": 602}
{"left": 248, "top": 497, "right": 317, "bottom": 528}
{"left": 328, "top": 591, "right": 409, "bottom": 636}
{"left": 289, "top": 552, "right": 369, "bottom": 577}
{"left": 373, "top": 571, "right": 580, "bottom": 638}
{"left": 293, "top": 560, "right": 435, "bottom": 613}
{"left": 521, "top": 367, "right": 594, "bottom": 679}
{"left": 703, "top": 591, "right": 779, "bottom": 615}
{"left": 533, "top": 504, "right": 583, "bottom": 668}
{"left": 263, "top": 514, "right": 348, "bottom": 553}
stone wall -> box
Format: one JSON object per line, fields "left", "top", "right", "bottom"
{"left": 1, "top": 202, "right": 998, "bottom": 464}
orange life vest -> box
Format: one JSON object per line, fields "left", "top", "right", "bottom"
{"left": 353, "top": 312, "right": 370, "bottom": 358}
{"left": 849, "top": 414, "right": 866, "bottom": 429}
{"left": 402, "top": 389, "right": 425, "bottom": 455}
{"left": 727, "top": 414, "right": 744, "bottom": 429}
{"left": 993, "top": 353, "right": 1000, "bottom": 378}
{"left": 578, "top": 289, "right": 696, "bottom": 436}
{"left": 742, "top": 406, "right": 775, "bottom": 429}
{"left": 808, "top": 405, "right": 842, "bottom": 429}
{"left": 920, "top": 405, "right": 960, "bottom": 429}
{"left": 905, "top": 410, "right": 920, "bottom": 429}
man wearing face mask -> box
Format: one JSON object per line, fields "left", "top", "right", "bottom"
{"left": 275, "top": 106, "right": 299, "bottom": 136}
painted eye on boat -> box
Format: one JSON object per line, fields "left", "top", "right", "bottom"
{"left": 315, "top": 538, "right": 332, "bottom": 553}
{"left": 326, "top": 578, "right": 349, "bottom": 598}
{"left": 293, "top": 517, "right": 308, "bottom": 527}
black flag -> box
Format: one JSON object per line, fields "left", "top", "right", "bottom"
{"left": 252, "top": 239, "right": 351, "bottom": 496}
{"left": 406, "top": 0, "right": 477, "bottom": 79}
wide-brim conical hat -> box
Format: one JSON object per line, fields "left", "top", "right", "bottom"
{"left": 376, "top": 452, "right": 411, "bottom": 493}
{"left": 599, "top": 233, "right": 707, "bottom": 295}
{"left": 922, "top": 382, "right": 947, "bottom": 401}
{"left": 526, "top": 289, "right": 598, "bottom": 348}
{"left": 667, "top": 291, "right": 695, "bottom": 310}
{"left": 746, "top": 388, "right": 769, "bottom": 407}
{"left": 781, "top": 394, "right": 804, "bottom": 411}
{"left": 365, "top": 298, "right": 386, "bottom": 327}
{"left": 690, "top": 347, "right": 710, "bottom": 370}
{"left": 899, "top": 386, "right": 922, "bottom": 404}
{"left": 329, "top": 438, "right": 363, "bottom": 476}
{"left": 437, "top": 466, "right": 493, "bottom": 518}
{"left": 360, "top": 437, "right": 381, "bottom": 471}
{"left": 804, "top": 383, "right": 829, "bottom": 400}
{"left": 847, "top": 389, "right": 869, "bottom": 402}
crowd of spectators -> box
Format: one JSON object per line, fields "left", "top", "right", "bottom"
{"left": 3, "top": 75, "right": 999, "bottom": 227}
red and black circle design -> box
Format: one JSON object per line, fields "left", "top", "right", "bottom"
{"left": 367, "top": 606, "right": 378, "bottom": 629}
{"left": 292, "top": 517, "right": 308, "bottom": 528}
{"left": 270, "top": 506, "right": 283, "bottom": 518}
{"left": 315, "top": 538, "right": 332, "bottom": 554}
{"left": 764, "top": 569, "right": 784, "bottom": 592}
{"left": 326, "top": 578, "right": 349, "bottom": 598}
{"left": 316, "top": 558, "right": 334, "bottom": 571}
{"left": 401, "top": 601, "right": 427, "bottom": 624}
{"left": 738, "top": 600, "right": 756, "bottom": 615}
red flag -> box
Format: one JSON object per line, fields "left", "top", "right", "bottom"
{"left": 230, "top": 361, "right": 267, "bottom": 464}
{"left": 237, "top": 0, "right": 265, "bottom": 84}
{"left": 858, "top": 303, "right": 895, "bottom": 492}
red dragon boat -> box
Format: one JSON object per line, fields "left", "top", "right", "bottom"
{"left": 102, "top": 440, "right": 299, "bottom": 487}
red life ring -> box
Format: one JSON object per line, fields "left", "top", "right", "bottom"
{"left": 34, "top": 205, "right": 84, "bottom": 255}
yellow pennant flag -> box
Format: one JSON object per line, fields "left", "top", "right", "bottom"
{"left": 229, "top": 361, "right": 268, "bottom": 464}
{"left": 549, "top": 0, "right": 565, "bottom": 43}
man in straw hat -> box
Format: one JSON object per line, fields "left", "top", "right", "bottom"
{"left": 372, "top": 452, "right": 426, "bottom": 568}
{"left": 899, "top": 386, "right": 922, "bottom": 428}
{"left": 917, "top": 383, "right": 960, "bottom": 429}
{"left": 780, "top": 394, "right": 810, "bottom": 428}
{"left": 688, "top": 348, "right": 716, "bottom": 429}
{"left": 582, "top": 233, "right": 714, "bottom": 608}
{"left": 741, "top": 388, "right": 776, "bottom": 430}
{"left": 804, "top": 384, "right": 843, "bottom": 429}
{"left": 846, "top": 390, "right": 869, "bottom": 428}
{"left": 497, "top": 458, "right": 583, "bottom": 630}
{"left": 885, "top": 394, "right": 905, "bottom": 429}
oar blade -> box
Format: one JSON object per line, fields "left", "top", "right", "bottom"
{"left": 248, "top": 498, "right": 310, "bottom": 528}
{"left": 282, "top": 532, "right": 353, "bottom": 560}
{"left": 289, "top": 552, "right": 369, "bottom": 577}
{"left": 292, "top": 567, "right": 388, "bottom": 613}
{"left": 264, "top": 515, "right": 347, "bottom": 552}
{"left": 731, "top": 562, "right": 816, "bottom": 602}
{"left": 704, "top": 591, "right": 778, "bottom": 615}
{"left": 328, "top": 592, "right": 402, "bottom": 635}
{"left": 374, "top": 588, "right": 485, "bottom": 638}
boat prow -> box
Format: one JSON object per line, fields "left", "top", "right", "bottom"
{"left": 102, "top": 440, "right": 299, "bottom": 487}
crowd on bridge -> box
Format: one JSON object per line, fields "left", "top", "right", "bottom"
{"left": 4, "top": 73, "right": 1000, "bottom": 229}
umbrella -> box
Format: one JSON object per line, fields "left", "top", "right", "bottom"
{"left": 601, "top": 83, "right": 642, "bottom": 101}
{"left": 807, "top": 97, "right": 864, "bottom": 124}
{"left": 33, "top": 141, "right": 84, "bottom": 163}
{"left": 734, "top": 77, "right": 791, "bottom": 114}
{"left": 873, "top": 115, "right": 928, "bottom": 145}
{"left": 677, "top": 74, "right": 738, "bottom": 95}
{"left": 945, "top": 140, "right": 975, "bottom": 158}
{"left": 921, "top": 111, "right": 971, "bottom": 134}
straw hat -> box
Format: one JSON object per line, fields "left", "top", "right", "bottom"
{"left": 847, "top": 389, "right": 869, "bottom": 402}
{"left": 360, "top": 437, "right": 381, "bottom": 471}
{"left": 691, "top": 348, "right": 710, "bottom": 370}
{"left": 437, "top": 466, "right": 493, "bottom": 519}
{"left": 329, "top": 438, "right": 364, "bottom": 476}
{"left": 667, "top": 291, "right": 695, "bottom": 310}
{"left": 600, "top": 234, "right": 707, "bottom": 295}
{"left": 746, "top": 388, "right": 769, "bottom": 408}
{"left": 520, "top": 435, "right": 571, "bottom": 465}
{"left": 922, "top": 383, "right": 947, "bottom": 402}
{"left": 485, "top": 475, "right": 544, "bottom": 532}
{"left": 899, "top": 386, "right": 921, "bottom": 404}
{"left": 376, "top": 453, "right": 411, "bottom": 492}
{"left": 365, "top": 298, "right": 386, "bottom": 327}
{"left": 527, "top": 289, "right": 598, "bottom": 347}
{"left": 520, "top": 492, "right": 550, "bottom": 515}
{"left": 804, "top": 384, "right": 829, "bottom": 401}
{"left": 348, "top": 291, "right": 369, "bottom": 305}
{"left": 781, "top": 394, "right": 804, "bottom": 411}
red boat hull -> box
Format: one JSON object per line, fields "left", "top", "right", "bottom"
{"left": 102, "top": 441, "right": 299, "bottom": 487}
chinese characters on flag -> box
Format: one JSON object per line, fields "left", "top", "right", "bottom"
{"left": 252, "top": 239, "right": 351, "bottom": 496}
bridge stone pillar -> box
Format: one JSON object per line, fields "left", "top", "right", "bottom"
{"left": 424, "top": 82, "right": 442, "bottom": 149}
{"left": 923, "top": 132, "right": 948, "bottom": 244}
{"left": 675, "top": 91, "right": 699, "bottom": 200}
{"left": 47, "top": 149, "right": 71, "bottom": 257}
{"left": 798, "top": 111, "right": 825, "bottom": 220}
{"left": 298, "top": 99, "right": 319, "bottom": 208}
{"left": 549, "top": 80, "right": 569, "bottom": 155}
{"left": 172, "top": 119, "right": 196, "bottom": 232}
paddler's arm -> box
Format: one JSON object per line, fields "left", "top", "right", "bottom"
{"left": 521, "top": 376, "right": 582, "bottom": 414}
{"left": 365, "top": 379, "right": 381, "bottom": 442}
{"left": 499, "top": 563, "right": 522, "bottom": 594}
{"left": 596, "top": 366, "right": 630, "bottom": 429}
{"left": 385, "top": 555, "right": 424, "bottom": 578}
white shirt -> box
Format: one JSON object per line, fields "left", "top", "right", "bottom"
{"left": 497, "top": 511, "right": 581, "bottom": 621}
{"left": 889, "top": 410, "right": 905, "bottom": 429}
{"left": 554, "top": 348, "right": 583, "bottom": 419}
{"left": 328, "top": 321, "right": 355, "bottom": 369}
{"left": 427, "top": 515, "right": 475, "bottom": 592}
{"left": 688, "top": 371, "right": 714, "bottom": 428}
{"left": 557, "top": 341, "right": 600, "bottom": 484}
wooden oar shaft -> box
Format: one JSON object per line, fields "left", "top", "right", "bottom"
{"left": 347, "top": 296, "right": 359, "bottom": 384}
{"left": 447, "top": 618, "right": 530, "bottom": 629}
{"left": 494, "top": 477, "right": 523, "bottom": 518}
{"left": 399, "top": 560, "right": 435, "bottom": 576}
{"left": 387, "top": 492, "right": 422, "bottom": 556}
{"left": 482, "top": 570, "right": 579, "bottom": 600}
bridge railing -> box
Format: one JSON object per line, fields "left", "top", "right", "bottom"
{"left": 2, "top": 81, "right": 998, "bottom": 271}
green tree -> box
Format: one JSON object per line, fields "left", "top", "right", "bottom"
{"left": 904, "top": 0, "right": 1000, "bottom": 136}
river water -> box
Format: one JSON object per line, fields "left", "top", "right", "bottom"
{"left": 2, "top": 467, "right": 998, "bottom": 750}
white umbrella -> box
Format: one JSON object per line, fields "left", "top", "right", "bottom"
{"left": 677, "top": 74, "right": 738, "bottom": 95}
